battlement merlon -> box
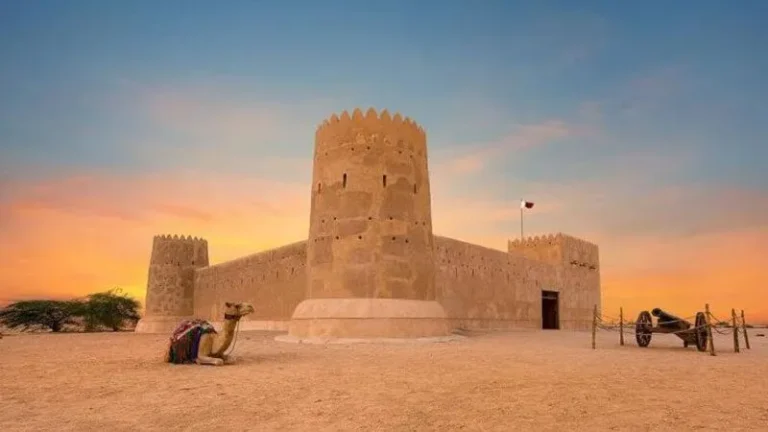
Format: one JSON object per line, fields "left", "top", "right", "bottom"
{"left": 507, "top": 232, "right": 600, "bottom": 270}
{"left": 314, "top": 107, "right": 427, "bottom": 156}
{"left": 153, "top": 234, "right": 208, "bottom": 244}
{"left": 150, "top": 233, "right": 210, "bottom": 267}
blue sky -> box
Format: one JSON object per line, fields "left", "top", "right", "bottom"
{"left": 1, "top": 1, "right": 767, "bottom": 318}
{"left": 3, "top": 0, "right": 766, "bottom": 180}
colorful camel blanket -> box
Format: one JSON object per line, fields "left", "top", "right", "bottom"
{"left": 166, "top": 319, "right": 218, "bottom": 364}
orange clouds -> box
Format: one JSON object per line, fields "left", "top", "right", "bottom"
{"left": 0, "top": 170, "right": 310, "bottom": 305}
{"left": 598, "top": 228, "right": 768, "bottom": 323}
{"left": 1, "top": 168, "right": 766, "bottom": 324}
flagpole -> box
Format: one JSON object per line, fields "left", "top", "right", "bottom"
{"left": 520, "top": 198, "right": 524, "bottom": 240}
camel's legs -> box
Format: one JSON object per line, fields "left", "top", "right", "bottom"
{"left": 195, "top": 355, "right": 224, "bottom": 366}
{"left": 220, "top": 354, "right": 237, "bottom": 364}
{"left": 195, "top": 335, "right": 224, "bottom": 365}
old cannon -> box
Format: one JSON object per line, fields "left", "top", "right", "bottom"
{"left": 635, "top": 308, "right": 708, "bottom": 351}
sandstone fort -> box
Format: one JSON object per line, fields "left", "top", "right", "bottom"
{"left": 135, "top": 108, "right": 601, "bottom": 339}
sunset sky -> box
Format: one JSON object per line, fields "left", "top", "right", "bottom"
{"left": 1, "top": 1, "right": 766, "bottom": 324}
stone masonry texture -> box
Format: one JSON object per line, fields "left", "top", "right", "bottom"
{"left": 307, "top": 108, "right": 436, "bottom": 302}
{"left": 144, "top": 235, "right": 209, "bottom": 317}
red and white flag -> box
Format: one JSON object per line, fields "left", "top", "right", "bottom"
{"left": 521, "top": 200, "right": 534, "bottom": 209}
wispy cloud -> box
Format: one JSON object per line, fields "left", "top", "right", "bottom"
{"left": 433, "top": 118, "right": 596, "bottom": 176}
{"left": 598, "top": 64, "right": 691, "bottom": 120}
{"left": 118, "top": 84, "right": 343, "bottom": 176}
{"left": 144, "top": 90, "right": 289, "bottom": 144}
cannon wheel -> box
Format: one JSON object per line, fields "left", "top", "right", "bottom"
{"left": 635, "top": 311, "right": 653, "bottom": 347}
{"left": 694, "top": 312, "right": 708, "bottom": 352}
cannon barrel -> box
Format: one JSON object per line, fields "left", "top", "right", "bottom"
{"left": 651, "top": 308, "right": 691, "bottom": 331}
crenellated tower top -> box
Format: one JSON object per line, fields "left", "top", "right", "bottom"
{"left": 314, "top": 107, "right": 427, "bottom": 157}
{"left": 508, "top": 232, "right": 599, "bottom": 270}
{"left": 138, "top": 232, "right": 211, "bottom": 327}
{"left": 150, "top": 233, "right": 209, "bottom": 267}
{"left": 152, "top": 234, "right": 208, "bottom": 244}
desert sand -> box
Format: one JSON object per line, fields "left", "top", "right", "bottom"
{"left": 1, "top": 328, "right": 766, "bottom": 432}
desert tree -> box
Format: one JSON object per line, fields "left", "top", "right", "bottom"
{"left": 0, "top": 299, "right": 82, "bottom": 332}
{"left": 78, "top": 288, "right": 142, "bottom": 332}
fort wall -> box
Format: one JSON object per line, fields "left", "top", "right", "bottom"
{"left": 435, "top": 236, "right": 550, "bottom": 329}
{"left": 136, "top": 232, "right": 600, "bottom": 334}
{"left": 138, "top": 232, "right": 600, "bottom": 333}
{"left": 193, "top": 241, "right": 307, "bottom": 331}
{"left": 435, "top": 235, "right": 599, "bottom": 331}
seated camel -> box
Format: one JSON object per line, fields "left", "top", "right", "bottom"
{"left": 165, "top": 302, "right": 254, "bottom": 366}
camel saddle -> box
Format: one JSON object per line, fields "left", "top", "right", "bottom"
{"left": 166, "top": 319, "right": 218, "bottom": 364}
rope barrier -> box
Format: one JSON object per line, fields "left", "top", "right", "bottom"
{"left": 597, "top": 313, "right": 700, "bottom": 325}
{"left": 591, "top": 305, "right": 749, "bottom": 353}
{"left": 708, "top": 311, "right": 727, "bottom": 324}
{"left": 711, "top": 326, "right": 735, "bottom": 335}
{"left": 596, "top": 313, "right": 740, "bottom": 329}
{"left": 598, "top": 320, "right": 735, "bottom": 334}
{"left": 597, "top": 321, "right": 716, "bottom": 335}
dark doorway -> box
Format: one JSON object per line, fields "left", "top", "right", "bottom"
{"left": 541, "top": 290, "right": 560, "bottom": 330}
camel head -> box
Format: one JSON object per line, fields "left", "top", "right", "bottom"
{"left": 223, "top": 302, "right": 254, "bottom": 320}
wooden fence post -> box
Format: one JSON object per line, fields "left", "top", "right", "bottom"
{"left": 591, "top": 304, "right": 597, "bottom": 350}
{"left": 731, "top": 308, "right": 740, "bottom": 353}
{"left": 704, "top": 303, "right": 716, "bottom": 356}
{"left": 619, "top": 307, "right": 625, "bottom": 346}
{"left": 741, "top": 310, "right": 751, "bottom": 350}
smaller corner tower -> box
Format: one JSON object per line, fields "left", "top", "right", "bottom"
{"left": 507, "top": 233, "right": 599, "bottom": 270}
{"left": 134, "top": 234, "right": 209, "bottom": 333}
{"left": 508, "top": 233, "right": 601, "bottom": 322}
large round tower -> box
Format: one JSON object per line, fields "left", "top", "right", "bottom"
{"left": 286, "top": 108, "right": 450, "bottom": 339}
{"left": 134, "top": 234, "right": 209, "bottom": 333}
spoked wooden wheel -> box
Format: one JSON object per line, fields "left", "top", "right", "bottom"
{"left": 635, "top": 311, "right": 653, "bottom": 347}
{"left": 694, "top": 312, "right": 708, "bottom": 352}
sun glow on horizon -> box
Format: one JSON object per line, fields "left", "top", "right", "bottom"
{"left": 1, "top": 170, "right": 766, "bottom": 325}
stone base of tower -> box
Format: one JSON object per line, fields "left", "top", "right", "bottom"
{"left": 134, "top": 315, "right": 193, "bottom": 334}
{"left": 279, "top": 298, "right": 453, "bottom": 342}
